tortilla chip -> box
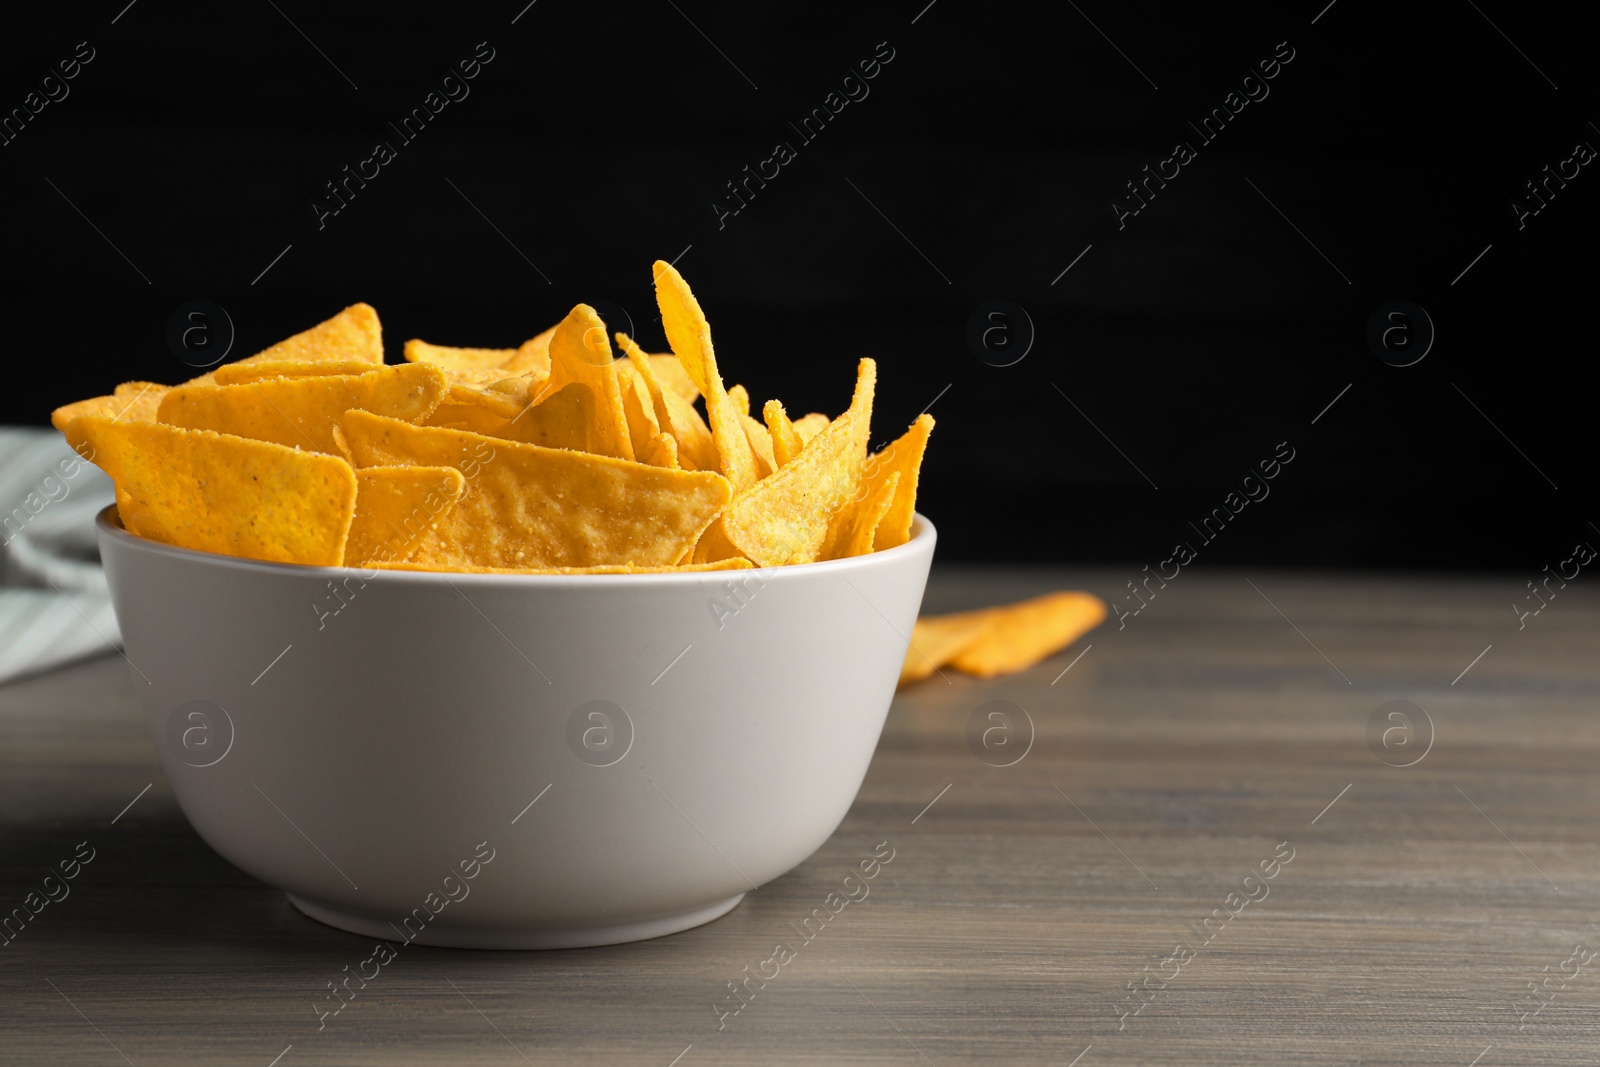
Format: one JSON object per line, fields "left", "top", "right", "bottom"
{"left": 793, "top": 413, "right": 829, "bottom": 443}
{"left": 339, "top": 411, "right": 731, "bottom": 569}
{"left": 52, "top": 382, "right": 167, "bottom": 432}
{"left": 445, "top": 373, "right": 538, "bottom": 420}
{"left": 620, "top": 334, "right": 718, "bottom": 472}
{"left": 898, "top": 613, "right": 989, "bottom": 686}
{"left": 500, "top": 325, "right": 556, "bottom": 375}
{"left": 157, "top": 363, "right": 447, "bottom": 454}
{"left": 616, "top": 360, "right": 663, "bottom": 456}
{"left": 695, "top": 358, "right": 875, "bottom": 566}
{"left": 534, "top": 305, "right": 633, "bottom": 460}
{"left": 727, "top": 385, "right": 776, "bottom": 476}
{"left": 367, "top": 558, "right": 753, "bottom": 575}
{"left": 214, "top": 360, "right": 380, "bottom": 386}
{"left": 827, "top": 471, "right": 898, "bottom": 560}
{"left": 640, "top": 431, "right": 680, "bottom": 470}
{"left": 650, "top": 354, "right": 699, "bottom": 404}
{"left": 346, "top": 465, "right": 467, "bottom": 566}
{"left": 948, "top": 592, "right": 1107, "bottom": 678}
{"left": 653, "top": 261, "right": 758, "bottom": 490}
{"left": 64, "top": 416, "right": 356, "bottom": 566}
{"left": 764, "top": 400, "right": 804, "bottom": 468}
{"left": 238, "top": 302, "right": 383, "bottom": 367}
{"left": 864, "top": 414, "right": 934, "bottom": 550}
{"left": 404, "top": 340, "right": 517, "bottom": 372}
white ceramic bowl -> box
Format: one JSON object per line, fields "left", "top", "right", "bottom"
{"left": 97, "top": 507, "right": 934, "bottom": 949}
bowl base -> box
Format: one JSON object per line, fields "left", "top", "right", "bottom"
{"left": 286, "top": 892, "right": 746, "bottom": 950}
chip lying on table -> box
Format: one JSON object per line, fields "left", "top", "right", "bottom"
{"left": 50, "top": 263, "right": 934, "bottom": 575}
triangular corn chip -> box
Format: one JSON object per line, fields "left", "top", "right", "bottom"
{"left": 215, "top": 359, "right": 381, "bottom": 385}
{"left": 239, "top": 302, "right": 383, "bottom": 367}
{"left": 615, "top": 360, "right": 663, "bottom": 457}
{"left": 792, "top": 413, "right": 829, "bottom": 443}
{"left": 695, "top": 358, "right": 875, "bottom": 566}
{"left": 346, "top": 465, "right": 467, "bottom": 566}
{"left": 826, "top": 471, "right": 898, "bottom": 560}
{"left": 404, "top": 340, "right": 517, "bottom": 372}
{"left": 652, "top": 261, "right": 758, "bottom": 490}
{"left": 534, "top": 305, "right": 633, "bottom": 460}
{"left": 339, "top": 411, "right": 731, "bottom": 569}
{"left": 52, "top": 382, "right": 167, "bottom": 432}
{"left": 727, "top": 385, "right": 776, "bottom": 476}
{"left": 64, "top": 416, "right": 356, "bottom": 566}
{"left": 763, "top": 400, "right": 803, "bottom": 468}
{"left": 947, "top": 592, "right": 1107, "bottom": 678}
{"left": 650, "top": 354, "right": 699, "bottom": 404}
{"left": 500, "top": 325, "right": 556, "bottom": 375}
{"left": 898, "top": 613, "right": 989, "bottom": 686}
{"left": 640, "top": 431, "right": 680, "bottom": 470}
{"left": 619, "top": 334, "right": 717, "bottom": 472}
{"left": 157, "top": 363, "right": 447, "bottom": 454}
{"left": 864, "top": 414, "right": 933, "bottom": 550}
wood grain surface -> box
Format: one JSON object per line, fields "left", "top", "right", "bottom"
{"left": 2, "top": 567, "right": 1597, "bottom": 1066}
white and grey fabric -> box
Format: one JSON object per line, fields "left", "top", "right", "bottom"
{"left": 0, "top": 428, "right": 120, "bottom": 685}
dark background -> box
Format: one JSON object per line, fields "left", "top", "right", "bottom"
{"left": 3, "top": 1, "right": 1593, "bottom": 568}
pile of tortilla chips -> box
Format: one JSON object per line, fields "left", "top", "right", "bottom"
{"left": 52, "top": 262, "right": 933, "bottom": 574}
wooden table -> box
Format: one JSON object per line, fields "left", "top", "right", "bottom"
{"left": 3, "top": 568, "right": 1597, "bottom": 1066}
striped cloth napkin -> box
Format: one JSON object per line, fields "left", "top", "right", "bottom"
{"left": 0, "top": 428, "right": 120, "bottom": 685}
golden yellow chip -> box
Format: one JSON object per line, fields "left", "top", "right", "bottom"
{"left": 653, "top": 260, "right": 758, "bottom": 491}
{"left": 157, "top": 363, "right": 447, "bottom": 454}
{"left": 339, "top": 411, "right": 731, "bottom": 569}
{"left": 404, "top": 340, "right": 517, "bottom": 372}
{"left": 51, "top": 382, "right": 167, "bottom": 432}
{"left": 948, "top": 592, "right": 1107, "bottom": 678}
{"left": 863, "top": 414, "right": 933, "bottom": 550}
{"left": 533, "top": 305, "right": 633, "bottom": 460}
{"left": 241, "top": 303, "right": 383, "bottom": 366}
{"left": 503, "top": 383, "right": 594, "bottom": 450}
{"left": 620, "top": 335, "right": 718, "bottom": 471}
{"left": 64, "top": 416, "right": 356, "bottom": 566}
{"left": 827, "top": 471, "right": 898, "bottom": 560}
{"left": 650, "top": 353, "right": 699, "bottom": 404}
{"left": 367, "top": 558, "right": 753, "bottom": 575}
{"left": 615, "top": 359, "right": 663, "bottom": 456}
{"left": 346, "top": 465, "right": 467, "bottom": 566}
{"left": 727, "top": 385, "right": 776, "bottom": 477}
{"left": 763, "top": 399, "right": 803, "bottom": 468}
{"left": 445, "top": 374, "right": 538, "bottom": 420}
{"left": 215, "top": 359, "right": 384, "bottom": 385}
{"left": 500, "top": 324, "right": 556, "bottom": 375}
{"left": 898, "top": 613, "right": 990, "bottom": 686}
{"left": 792, "top": 412, "right": 829, "bottom": 443}
{"left": 639, "top": 431, "right": 680, "bottom": 470}
{"left": 695, "top": 358, "right": 875, "bottom": 566}
{"left": 727, "top": 383, "right": 750, "bottom": 417}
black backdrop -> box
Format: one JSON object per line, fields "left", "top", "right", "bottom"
{"left": 3, "top": 1, "right": 1593, "bottom": 568}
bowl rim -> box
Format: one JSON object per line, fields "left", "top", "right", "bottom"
{"left": 95, "top": 504, "right": 936, "bottom": 586}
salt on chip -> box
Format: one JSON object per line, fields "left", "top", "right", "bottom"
{"left": 653, "top": 260, "right": 758, "bottom": 491}
{"left": 619, "top": 334, "right": 717, "bottom": 472}
{"left": 534, "top": 305, "right": 633, "bottom": 460}
{"left": 898, "top": 613, "right": 989, "bottom": 686}
{"left": 52, "top": 382, "right": 167, "bottom": 432}
{"left": 339, "top": 411, "right": 731, "bottom": 569}
{"left": 863, "top": 414, "right": 934, "bottom": 550}
{"left": 215, "top": 359, "right": 384, "bottom": 386}
{"left": 64, "top": 416, "right": 356, "bottom": 566}
{"left": 695, "top": 358, "right": 875, "bottom": 567}
{"left": 763, "top": 400, "right": 804, "bottom": 468}
{"left": 157, "top": 363, "right": 447, "bottom": 454}
{"left": 346, "top": 465, "right": 467, "bottom": 566}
